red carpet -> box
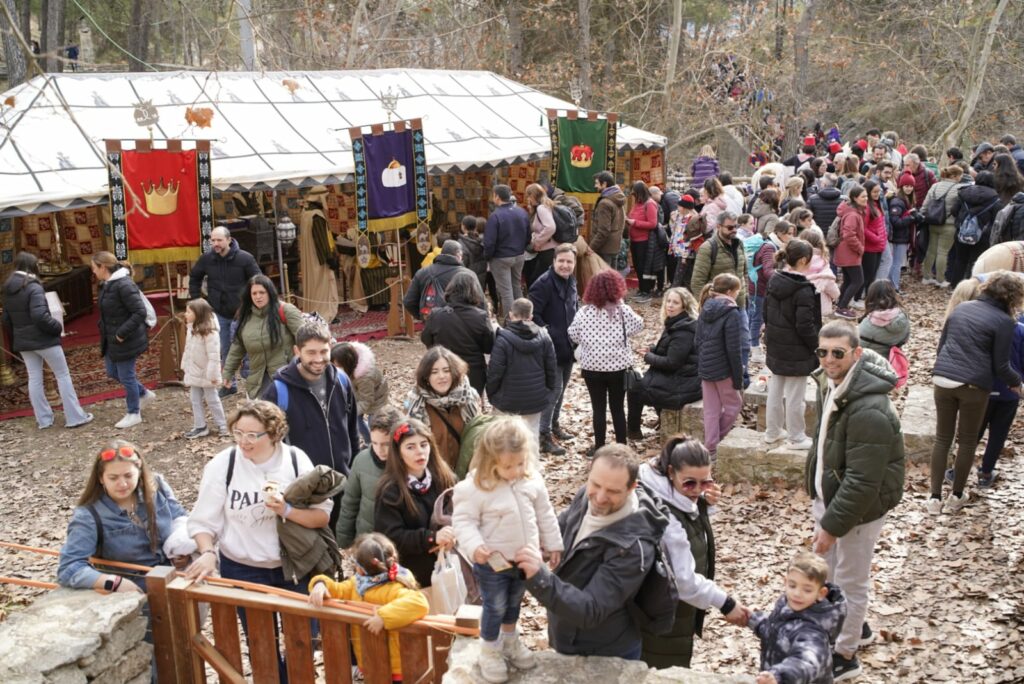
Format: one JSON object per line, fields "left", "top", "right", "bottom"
{"left": 0, "top": 306, "right": 413, "bottom": 421}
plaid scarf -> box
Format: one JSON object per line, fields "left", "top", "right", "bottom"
{"left": 405, "top": 375, "right": 480, "bottom": 424}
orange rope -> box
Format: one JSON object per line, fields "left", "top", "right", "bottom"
{"left": 0, "top": 541, "right": 152, "bottom": 573}
{"left": 0, "top": 576, "right": 58, "bottom": 589}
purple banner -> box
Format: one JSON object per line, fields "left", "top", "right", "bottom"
{"left": 363, "top": 129, "right": 415, "bottom": 220}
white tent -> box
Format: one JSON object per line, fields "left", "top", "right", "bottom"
{"left": 0, "top": 69, "right": 666, "bottom": 217}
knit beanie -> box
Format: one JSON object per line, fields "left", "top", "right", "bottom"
{"left": 803, "top": 135, "right": 816, "bottom": 147}
{"left": 898, "top": 172, "right": 916, "bottom": 188}
{"left": 679, "top": 194, "right": 696, "bottom": 209}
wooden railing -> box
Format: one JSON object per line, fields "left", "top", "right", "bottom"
{"left": 146, "top": 567, "right": 455, "bottom": 684}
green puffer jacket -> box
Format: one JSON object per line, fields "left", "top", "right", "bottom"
{"left": 804, "top": 349, "right": 905, "bottom": 537}
{"left": 223, "top": 302, "right": 305, "bottom": 396}
{"left": 335, "top": 447, "right": 386, "bottom": 548}
{"left": 689, "top": 233, "right": 749, "bottom": 307}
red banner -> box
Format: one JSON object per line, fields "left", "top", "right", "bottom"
{"left": 121, "top": 149, "right": 201, "bottom": 260}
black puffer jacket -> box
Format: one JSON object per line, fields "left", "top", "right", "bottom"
{"left": 402, "top": 254, "right": 474, "bottom": 319}
{"left": 991, "top": 192, "right": 1024, "bottom": 245}
{"left": 807, "top": 187, "right": 842, "bottom": 231}
{"left": 188, "top": 239, "right": 261, "bottom": 319}
{"left": 1, "top": 272, "right": 62, "bottom": 352}
{"left": 420, "top": 302, "right": 495, "bottom": 387}
{"left": 639, "top": 313, "right": 701, "bottom": 409}
{"left": 887, "top": 196, "right": 917, "bottom": 245}
{"left": 486, "top": 320, "right": 557, "bottom": 414}
{"left": 764, "top": 271, "right": 821, "bottom": 377}
{"left": 933, "top": 295, "right": 1021, "bottom": 391}
{"left": 525, "top": 486, "right": 666, "bottom": 658}
{"left": 956, "top": 184, "right": 1003, "bottom": 245}
{"left": 374, "top": 479, "right": 444, "bottom": 588}
{"left": 97, "top": 269, "right": 149, "bottom": 361}
{"left": 696, "top": 296, "right": 744, "bottom": 389}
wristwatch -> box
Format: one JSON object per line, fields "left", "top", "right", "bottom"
{"left": 103, "top": 577, "right": 115, "bottom": 592}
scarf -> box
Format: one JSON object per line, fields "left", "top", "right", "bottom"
{"left": 868, "top": 307, "right": 901, "bottom": 326}
{"left": 573, "top": 491, "right": 638, "bottom": 548}
{"left": 407, "top": 470, "right": 432, "bottom": 495}
{"left": 406, "top": 376, "right": 480, "bottom": 424}
{"left": 768, "top": 232, "right": 786, "bottom": 251}
{"left": 354, "top": 563, "right": 416, "bottom": 597}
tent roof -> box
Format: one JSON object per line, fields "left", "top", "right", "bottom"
{"left": 0, "top": 68, "right": 666, "bottom": 217}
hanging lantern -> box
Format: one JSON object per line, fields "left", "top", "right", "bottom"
{"left": 276, "top": 215, "right": 297, "bottom": 247}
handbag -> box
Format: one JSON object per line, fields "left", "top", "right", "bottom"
{"left": 621, "top": 310, "right": 642, "bottom": 391}
{"left": 430, "top": 488, "right": 481, "bottom": 604}
{"left": 430, "top": 549, "right": 468, "bottom": 615}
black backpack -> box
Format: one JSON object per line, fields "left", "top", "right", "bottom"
{"left": 418, "top": 275, "right": 447, "bottom": 318}
{"left": 923, "top": 185, "right": 954, "bottom": 226}
{"left": 628, "top": 484, "right": 681, "bottom": 635}
{"left": 551, "top": 204, "right": 580, "bottom": 244}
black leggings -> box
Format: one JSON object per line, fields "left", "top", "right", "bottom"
{"left": 582, "top": 369, "right": 627, "bottom": 447}
{"left": 630, "top": 241, "right": 653, "bottom": 294}
{"left": 837, "top": 265, "right": 864, "bottom": 309}
{"left": 859, "top": 251, "right": 882, "bottom": 297}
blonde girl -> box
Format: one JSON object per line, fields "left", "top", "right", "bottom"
{"left": 309, "top": 533, "right": 428, "bottom": 682}
{"left": 451, "top": 416, "right": 563, "bottom": 682}
{"left": 696, "top": 273, "right": 745, "bottom": 456}
{"left": 181, "top": 298, "right": 227, "bottom": 439}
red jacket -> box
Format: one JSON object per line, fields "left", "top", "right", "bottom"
{"left": 628, "top": 199, "right": 659, "bottom": 242}
{"left": 833, "top": 202, "right": 865, "bottom": 267}
{"left": 911, "top": 166, "right": 936, "bottom": 209}
{"left": 863, "top": 202, "right": 887, "bottom": 253}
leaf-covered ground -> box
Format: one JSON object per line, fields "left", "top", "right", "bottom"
{"left": 1, "top": 279, "right": 1022, "bottom": 683}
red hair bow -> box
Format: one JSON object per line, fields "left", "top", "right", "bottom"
{"left": 388, "top": 561, "right": 398, "bottom": 581}
{"left": 393, "top": 423, "right": 411, "bottom": 443}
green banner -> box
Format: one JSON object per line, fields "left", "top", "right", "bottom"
{"left": 550, "top": 117, "right": 616, "bottom": 193}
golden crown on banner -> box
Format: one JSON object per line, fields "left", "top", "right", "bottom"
{"left": 570, "top": 143, "right": 594, "bottom": 168}
{"left": 141, "top": 179, "right": 180, "bottom": 215}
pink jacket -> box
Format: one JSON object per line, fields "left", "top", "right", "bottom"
{"left": 531, "top": 204, "right": 557, "bottom": 252}
{"left": 700, "top": 196, "right": 727, "bottom": 230}
{"left": 804, "top": 251, "right": 840, "bottom": 316}
{"left": 628, "top": 199, "right": 659, "bottom": 242}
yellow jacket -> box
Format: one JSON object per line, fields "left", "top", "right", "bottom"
{"left": 309, "top": 574, "right": 429, "bottom": 677}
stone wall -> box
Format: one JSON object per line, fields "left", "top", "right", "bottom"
{"left": 0, "top": 589, "right": 151, "bottom": 684}
{"left": 444, "top": 637, "right": 754, "bottom": 683}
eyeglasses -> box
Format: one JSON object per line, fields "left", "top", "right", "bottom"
{"left": 100, "top": 445, "right": 138, "bottom": 461}
{"left": 720, "top": 223, "right": 737, "bottom": 229}
{"left": 815, "top": 347, "right": 850, "bottom": 360}
{"left": 232, "top": 430, "right": 268, "bottom": 443}
{"left": 679, "top": 478, "right": 715, "bottom": 490}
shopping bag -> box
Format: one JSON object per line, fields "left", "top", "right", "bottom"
{"left": 430, "top": 549, "right": 467, "bottom": 615}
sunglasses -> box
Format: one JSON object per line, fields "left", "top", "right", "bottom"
{"left": 679, "top": 478, "right": 716, "bottom": 490}
{"left": 815, "top": 347, "right": 850, "bottom": 360}
{"left": 100, "top": 445, "right": 138, "bottom": 461}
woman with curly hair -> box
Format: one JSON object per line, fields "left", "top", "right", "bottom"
{"left": 568, "top": 270, "right": 644, "bottom": 453}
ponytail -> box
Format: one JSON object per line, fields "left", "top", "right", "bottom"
{"left": 699, "top": 273, "right": 741, "bottom": 309}
{"left": 655, "top": 434, "right": 711, "bottom": 476}
{"left": 778, "top": 238, "right": 813, "bottom": 269}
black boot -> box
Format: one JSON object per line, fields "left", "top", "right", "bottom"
{"left": 540, "top": 433, "right": 566, "bottom": 456}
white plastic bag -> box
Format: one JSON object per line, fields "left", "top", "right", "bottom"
{"left": 430, "top": 550, "right": 467, "bottom": 615}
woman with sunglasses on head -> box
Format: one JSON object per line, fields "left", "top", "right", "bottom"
{"left": 57, "top": 441, "right": 190, "bottom": 594}
{"left": 637, "top": 435, "right": 748, "bottom": 669}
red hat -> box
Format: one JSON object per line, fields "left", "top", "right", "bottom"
{"left": 803, "top": 136, "right": 816, "bottom": 147}
{"left": 679, "top": 194, "right": 696, "bottom": 209}
{"left": 898, "top": 172, "right": 916, "bottom": 188}
{"left": 828, "top": 141, "right": 842, "bottom": 154}
{"left": 854, "top": 139, "right": 868, "bottom": 151}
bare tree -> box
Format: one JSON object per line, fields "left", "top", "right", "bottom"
{"left": 663, "top": 0, "right": 683, "bottom": 112}
{"left": 576, "top": 0, "right": 593, "bottom": 108}
{"left": 40, "top": 0, "right": 64, "bottom": 72}
{"left": 2, "top": 0, "right": 27, "bottom": 85}
{"left": 127, "top": 0, "right": 152, "bottom": 71}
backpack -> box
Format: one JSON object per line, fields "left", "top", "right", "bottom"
{"left": 132, "top": 284, "right": 157, "bottom": 329}
{"left": 551, "top": 204, "right": 580, "bottom": 244}
{"left": 923, "top": 184, "right": 954, "bottom": 226}
{"left": 991, "top": 202, "right": 1022, "bottom": 245}
{"left": 825, "top": 214, "right": 842, "bottom": 249}
{"left": 743, "top": 233, "right": 767, "bottom": 286}
{"left": 272, "top": 372, "right": 353, "bottom": 414}
{"left": 957, "top": 198, "right": 1001, "bottom": 245}
{"left": 225, "top": 445, "right": 297, "bottom": 489}
{"left": 889, "top": 345, "right": 909, "bottom": 389}
{"left": 419, "top": 276, "right": 447, "bottom": 318}
{"left": 629, "top": 485, "right": 681, "bottom": 635}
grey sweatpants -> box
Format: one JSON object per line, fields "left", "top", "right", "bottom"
{"left": 190, "top": 386, "right": 227, "bottom": 430}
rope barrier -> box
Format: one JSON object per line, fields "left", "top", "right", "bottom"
{"left": 0, "top": 540, "right": 476, "bottom": 636}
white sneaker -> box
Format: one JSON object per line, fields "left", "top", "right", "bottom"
{"left": 851, "top": 299, "right": 865, "bottom": 310}
{"left": 764, "top": 433, "right": 786, "bottom": 447}
{"left": 139, "top": 389, "right": 157, "bottom": 409}
{"left": 943, "top": 492, "right": 970, "bottom": 514}
{"left": 922, "top": 277, "right": 938, "bottom": 285}
{"left": 925, "top": 497, "right": 943, "bottom": 515}
{"left": 937, "top": 281, "right": 951, "bottom": 289}
{"left": 478, "top": 643, "right": 509, "bottom": 683}
{"left": 501, "top": 633, "right": 536, "bottom": 670}
{"left": 787, "top": 436, "right": 814, "bottom": 450}
{"left": 115, "top": 413, "right": 142, "bottom": 429}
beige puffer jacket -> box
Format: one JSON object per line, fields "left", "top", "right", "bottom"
{"left": 181, "top": 320, "right": 221, "bottom": 388}
{"left": 451, "top": 472, "right": 564, "bottom": 562}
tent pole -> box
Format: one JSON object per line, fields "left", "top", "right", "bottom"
{"left": 272, "top": 190, "right": 286, "bottom": 294}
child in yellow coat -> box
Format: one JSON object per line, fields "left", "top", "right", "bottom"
{"left": 309, "top": 532, "right": 429, "bottom": 681}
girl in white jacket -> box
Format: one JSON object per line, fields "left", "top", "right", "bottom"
{"left": 181, "top": 299, "right": 227, "bottom": 438}
{"left": 452, "top": 416, "right": 563, "bottom": 683}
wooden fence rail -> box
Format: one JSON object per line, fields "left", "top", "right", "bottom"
{"left": 146, "top": 566, "right": 454, "bottom": 684}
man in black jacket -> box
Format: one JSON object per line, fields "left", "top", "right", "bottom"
{"left": 188, "top": 226, "right": 262, "bottom": 396}
{"left": 402, "top": 240, "right": 473, "bottom": 320}
{"left": 484, "top": 184, "right": 532, "bottom": 319}
{"left": 529, "top": 244, "right": 579, "bottom": 455}
{"left": 515, "top": 445, "right": 667, "bottom": 660}
{"left": 262, "top": 322, "right": 359, "bottom": 530}
{"left": 807, "top": 174, "right": 842, "bottom": 231}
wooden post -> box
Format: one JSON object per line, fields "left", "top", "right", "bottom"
{"left": 385, "top": 275, "right": 414, "bottom": 337}
{"left": 145, "top": 566, "right": 179, "bottom": 684}
{"left": 167, "top": 576, "right": 207, "bottom": 683}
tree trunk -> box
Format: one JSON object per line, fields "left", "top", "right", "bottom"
{"left": 504, "top": 0, "right": 523, "bottom": 76}
{"left": 576, "top": 0, "right": 593, "bottom": 108}
{"left": 235, "top": 0, "right": 255, "bottom": 70}
{"left": 663, "top": 0, "right": 683, "bottom": 112}
{"left": 344, "top": 0, "right": 368, "bottom": 68}
{"left": 127, "top": 0, "right": 151, "bottom": 71}
{"left": 17, "top": 0, "right": 28, "bottom": 51}
{"left": 933, "top": 0, "right": 1010, "bottom": 152}
{"left": 783, "top": 0, "right": 813, "bottom": 157}
{"left": 2, "top": 0, "right": 27, "bottom": 85}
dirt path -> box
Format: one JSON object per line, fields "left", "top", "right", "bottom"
{"left": 1, "top": 279, "right": 1021, "bottom": 683}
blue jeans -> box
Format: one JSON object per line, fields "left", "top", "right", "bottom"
{"left": 357, "top": 414, "right": 371, "bottom": 445}
{"left": 738, "top": 307, "right": 751, "bottom": 388}
{"left": 104, "top": 355, "right": 147, "bottom": 414}
{"left": 748, "top": 295, "right": 765, "bottom": 348}
{"left": 541, "top": 361, "right": 574, "bottom": 434}
{"left": 22, "top": 345, "right": 90, "bottom": 428}
{"left": 219, "top": 555, "right": 313, "bottom": 683}
{"left": 217, "top": 313, "right": 248, "bottom": 385}
{"left": 473, "top": 563, "right": 527, "bottom": 642}
{"left": 888, "top": 243, "right": 909, "bottom": 290}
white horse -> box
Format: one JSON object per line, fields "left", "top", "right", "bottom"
{"left": 972, "top": 241, "right": 1024, "bottom": 277}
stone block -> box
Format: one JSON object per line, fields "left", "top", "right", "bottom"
{"left": 90, "top": 643, "right": 152, "bottom": 684}
{"left": 443, "top": 637, "right": 752, "bottom": 683}
{"left": 716, "top": 427, "right": 807, "bottom": 487}
{"left": 80, "top": 616, "right": 148, "bottom": 677}
{"left": 900, "top": 385, "right": 935, "bottom": 464}
{"left": 659, "top": 401, "right": 704, "bottom": 441}
{"left": 745, "top": 378, "right": 818, "bottom": 432}
{"left": 43, "top": 666, "right": 86, "bottom": 684}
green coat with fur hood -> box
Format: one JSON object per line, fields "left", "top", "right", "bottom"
{"left": 804, "top": 348, "right": 905, "bottom": 537}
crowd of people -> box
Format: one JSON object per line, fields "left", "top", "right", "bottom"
{"left": 3, "top": 129, "right": 1020, "bottom": 684}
